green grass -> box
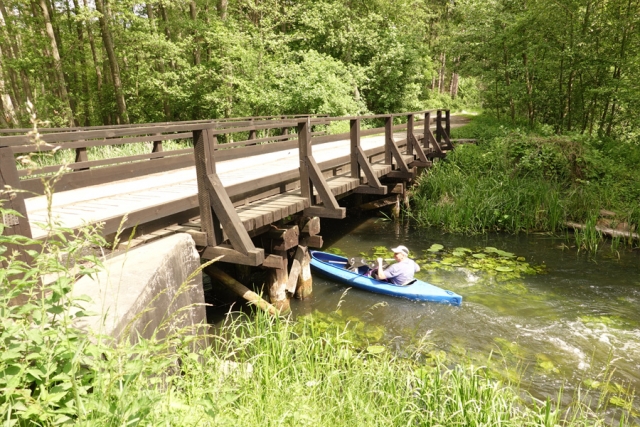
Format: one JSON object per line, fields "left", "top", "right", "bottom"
{"left": 410, "top": 114, "right": 640, "bottom": 251}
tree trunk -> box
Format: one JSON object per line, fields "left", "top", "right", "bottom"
{"left": 82, "top": 0, "right": 106, "bottom": 125}
{"left": 438, "top": 52, "right": 446, "bottom": 93}
{"left": 71, "top": 0, "right": 91, "bottom": 125}
{"left": 146, "top": 3, "right": 171, "bottom": 120}
{"left": 502, "top": 41, "right": 515, "bottom": 121}
{"left": 522, "top": 52, "right": 534, "bottom": 126}
{"left": 0, "top": 0, "right": 33, "bottom": 108}
{"left": 0, "top": 47, "right": 16, "bottom": 126}
{"left": 94, "top": 0, "right": 129, "bottom": 124}
{"left": 217, "top": 0, "right": 228, "bottom": 20}
{"left": 189, "top": 0, "right": 200, "bottom": 65}
{"left": 38, "top": 0, "right": 74, "bottom": 126}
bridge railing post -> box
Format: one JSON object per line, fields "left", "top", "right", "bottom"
{"left": 298, "top": 118, "right": 345, "bottom": 218}
{"left": 0, "top": 146, "right": 33, "bottom": 268}
{"left": 193, "top": 128, "right": 221, "bottom": 247}
{"left": 384, "top": 115, "right": 393, "bottom": 165}
{"left": 436, "top": 110, "right": 443, "bottom": 144}
{"left": 406, "top": 113, "right": 414, "bottom": 156}
{"left": 298, "top": 118, "right": 312, "bottom": 202}
{"left": 248, "top": 118, "right": 257, "bottom": 141}
{"left": 281, "top": 115, "right": 289, "bottom": 139}
{"left": 423, "top": 111, "right": 431, "bottom": 150}
{"left": 350, "top": 118, "right": 360, "bottom": 179}
{"left": 445, "top": 109, "right": 451, "bottom": 138}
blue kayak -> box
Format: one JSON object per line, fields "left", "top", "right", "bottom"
{"left": 310, "top": 250, "right": 462, "bottom": 306}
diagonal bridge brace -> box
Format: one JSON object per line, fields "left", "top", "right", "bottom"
{"left": 298, "top": 118, "right": 346, "bottom": 219}
{"left": 350, "top": 118, "right": 387, "bottom": 195}
{"left": 406, "top": 113, "right": 430, "bottom": 168}
{"left": 193, "top": 128, "right": 264, "bottom": 266}
{"left": 385, "top": 116, "right": 414, "bottom": 179}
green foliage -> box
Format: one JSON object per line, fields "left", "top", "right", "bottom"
{"left": 452, "top": 0, "right": 640, "bottom": 138}
{"left": 411, "top": 114, "right": 640, "bottom": 251}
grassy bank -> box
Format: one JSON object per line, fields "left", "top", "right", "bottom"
{"left": 411, "top": 114, "right": 640, "bottom": 250}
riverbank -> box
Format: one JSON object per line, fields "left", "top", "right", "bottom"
{"left": 410, "top": 114, "right": 640, "bottom": 252}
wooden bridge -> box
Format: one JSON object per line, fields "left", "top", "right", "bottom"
{"left": 0, "top": 110, "right": 455, "bottom": 310}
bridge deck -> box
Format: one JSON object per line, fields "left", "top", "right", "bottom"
{"left": 24, "top": 131, "right": 413, "bottom": 240}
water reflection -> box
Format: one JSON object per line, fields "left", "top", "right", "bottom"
{"left": 291, "top": 216, "right": 640, "bottom": 419}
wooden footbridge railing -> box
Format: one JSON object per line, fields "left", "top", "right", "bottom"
{"left": 1, "top": 110, "right": 453, "bottom": 274}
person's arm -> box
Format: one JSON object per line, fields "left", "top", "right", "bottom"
{"left": 376, "top": 257, "right": 388, "bottom": 280}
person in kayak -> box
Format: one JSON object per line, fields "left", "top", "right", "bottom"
{"left": 374, "top": 245, "right": 420, "bottom": 285}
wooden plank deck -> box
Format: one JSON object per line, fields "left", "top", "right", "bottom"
{"left": 24, "top": 130, "right": 420, "bottom": 240}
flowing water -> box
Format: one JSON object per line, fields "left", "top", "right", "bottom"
{"left": 290, "top": 216, "right": 640, "bottom": 422}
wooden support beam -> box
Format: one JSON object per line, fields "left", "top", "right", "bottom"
{"left": 268, "top": 249, "right": 290, "bottom": 312}
{"left": 193, "top": 128, "right": 221, "bottom": 247}
{"left": 205, "top": 173, "right": 258, "bottom": 256}
{"left": 295, "top": 248, "right": 313, "bottom": 299}
{"left": 356, "top": 147, "right": 386, "bottom": 194}
{"left": 298, "top": 118, "right": 312, "bottom": 202}
{"left": 300, "top": 234, "right": 323, "bottom": 248}
{"left": 0, "top": 146, "right": 34, "bottom": 273}
{"left": 423, "top": 125, "right": 445, "bottom": 158}
{"left": 406, "top": 114, "right": 414, "bottom": 156}
{"left": 0, "top": 147, "right": 32, "bottom": 241}
{"left": 74, "top": 144, "right": 90, "bottom": 171}
{"left": 268, "top": 225, "right": 299, "bottom": 251}
{"left": 201, "top": 244, "right": 264, "bottom": 266}
{"left": 304, "top": 206, "right": 345, "bottom": 219}
{"left": 298, "top": 118, "right": 346, "bottom": 219}
{"left": 384, "top": 116, "right": 411, "bottom": 174}
{"left": 408, "top": 160, "right": 431, "bottom": 168}
{"left": 386, "top": 170, "right": 414, "bottom": 179}
{"left": 262, "top": 254, "right": 285, "bottom": 269}
{"left": 286, "top": 245, "right": 306, "bottom": 294}
{"left": 204, "top": 265, "right": 279, "bottom": 316}
{"left": 358, "top": 194, "right": 400, "bottom": 212}
{"left": 350, "top": 118, "right": 360, "bottom": 179}
{"left": 300, "top": 216, "right": 320, "bottom": 236}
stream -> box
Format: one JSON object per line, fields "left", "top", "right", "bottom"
{"left": 290, "top": 215, "right": 640, "bottom": 422}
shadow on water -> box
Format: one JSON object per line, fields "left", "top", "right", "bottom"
{"left": 291, "top": 214, "right": 640, "bottom": 422}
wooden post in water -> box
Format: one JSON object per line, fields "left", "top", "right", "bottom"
{"left": 268, "top": 249, "right": 290, "bottom": 313}
{"left": 295, "top": 247, "right": 312, "bottom": 299}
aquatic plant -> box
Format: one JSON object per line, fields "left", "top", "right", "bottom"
{"left": 418, "top": 244, "right": 546, "bottom": 280}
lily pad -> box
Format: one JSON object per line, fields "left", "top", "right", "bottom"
{"left": 484, "top": 247, "right": 499, "bottom": 253}
{"left": 452, "top": 251, "right": 467, "bottom": 257}
{"left": 454, "top": 247, "right": 472, "bottom": 253}
{"left": 496, "top": 250, "right": 515, "bottom": 258}
{"left": 472, "top": 253, "right": 487, "bottom": 259}
{"left": 495, "top": 266, "right": 513, "bottom": 272}
{"left": 427, "top": 243, "right": 444, "bottom": 252}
